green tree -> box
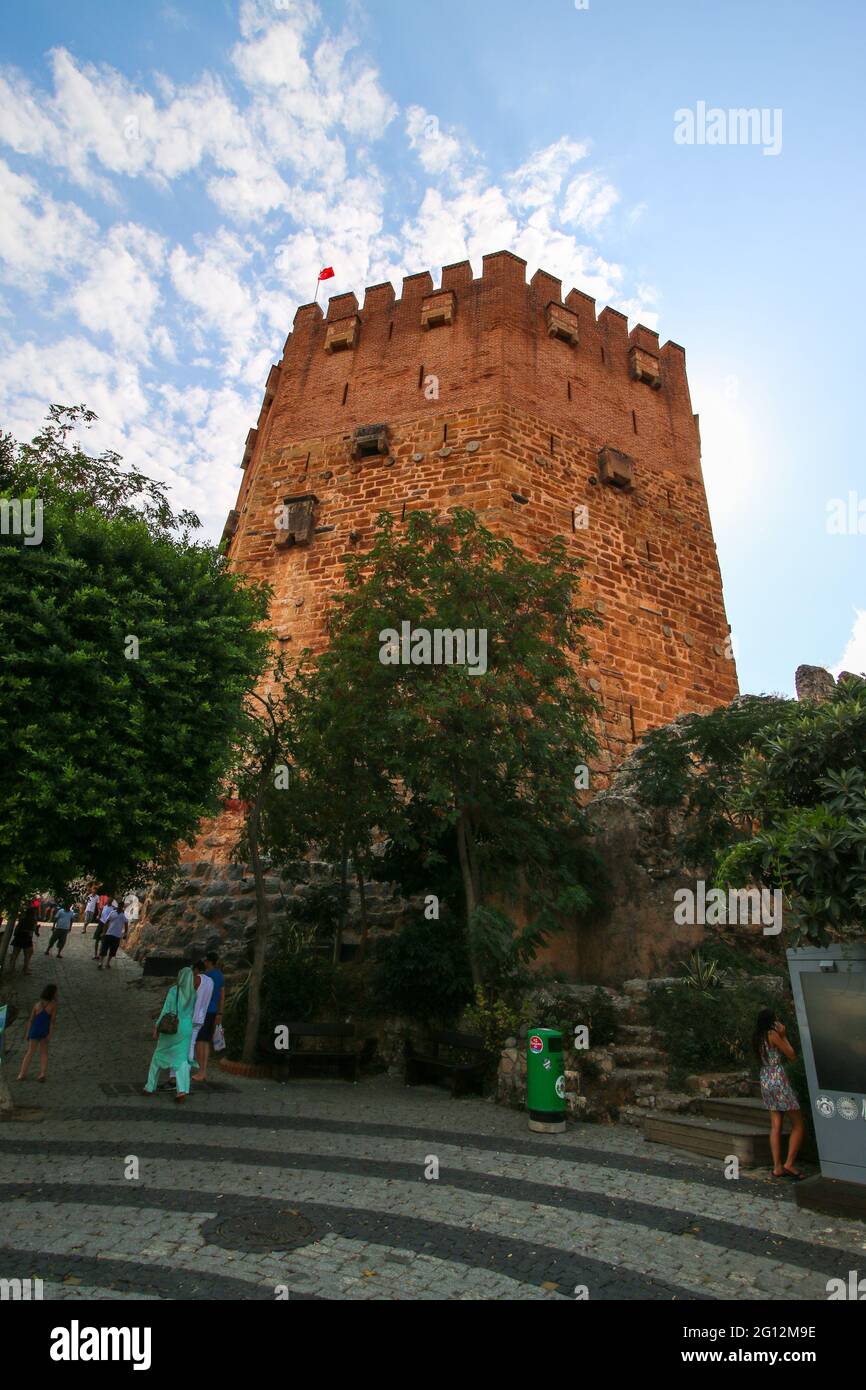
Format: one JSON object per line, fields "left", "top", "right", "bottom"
{"left": 308, "top": 507, "right": 603, "bottom": 986}
{"left": 229, "top": 672, "right": 306, "bottom": 1064}
{"left": 228, "top": 639, "right": 407, "bottom": 1062}
{"left": 629, "top": 694, "right": 797, "bottom": 868}
{"left": 0, "top": 406, "right": 270, "bottom": 966}
{"left": 717, "top": 676, "right": 866, "bottom": 943}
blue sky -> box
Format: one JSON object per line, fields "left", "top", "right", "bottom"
{"left": 1, "top": 0, "right": 863, "bottom": 696}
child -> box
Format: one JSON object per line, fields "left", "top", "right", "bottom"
{"left": 17, "top": 985, "right": 58, "bottom": 1083}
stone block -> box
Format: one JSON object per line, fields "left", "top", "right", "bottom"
{"left": 629, "top": 344, "right": 661, "bottom": 388}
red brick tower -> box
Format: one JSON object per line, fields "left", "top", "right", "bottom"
{"left": 136, "top": 251, "right": 738, "bottom": 962}
{"left": 221, "top": 249, "right": 737, "bottom": 763}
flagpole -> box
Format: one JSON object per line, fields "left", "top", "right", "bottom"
{"left": 313, "top": 267, "right": 334, "bottom": 305}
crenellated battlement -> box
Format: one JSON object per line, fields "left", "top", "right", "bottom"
{"left": 244, "top": 251, "right": 701, "bottom": 494}
{"left": 282, "top": 250, "right": 679, "bottom": 366}
{"left": 225, "top": 250, "right": 735, "bottom": 744}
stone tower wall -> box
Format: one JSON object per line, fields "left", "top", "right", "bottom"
{"left": 225, "top": 249, "right": 737, "bottom": 756}
{"left": 133, "top": 250, "right": 739, "bottom": 974}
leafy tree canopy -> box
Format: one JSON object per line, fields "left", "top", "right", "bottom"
{"left": 0, "top": 407, "right": 270, "bottom": 909}
{"left": 717, "top": 676, "right": 866, "bottom": 943}
{"left": 632, "top": 679, "right": 866, "bottom": 945}
{"left": 280, "top": 506, "right": 604, "bottom": 984}
{"left": 629, "top": 694, "right": 798, "bottom": 868}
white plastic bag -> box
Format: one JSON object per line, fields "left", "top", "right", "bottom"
{"left": 213, "top": 1023, "right": 226, "bottom": 1053}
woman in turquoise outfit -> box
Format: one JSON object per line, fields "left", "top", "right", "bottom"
{"left": 143, "top": 967, "right": 197, "bottom": 1102}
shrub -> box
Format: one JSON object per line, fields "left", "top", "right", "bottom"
{"left": 530, "top": 984, "right": 619, "bottom": 1048}
{"left": 223, "top": 926, "right": 373, "bottom": 1061}
{"left": 679, "top": 950, "right": 729, "bottom": 990}
{"left": 372, "top": 908, "right": 474, "bottom": 1024}
{"left": 464, "top": 987, "right": 533, "bottom": 1057}
{"left": 647, "top": 980, "right": 796, "bottom": 1079}
{"left": 699, "top": 933, "right": 786, "bottom": 977}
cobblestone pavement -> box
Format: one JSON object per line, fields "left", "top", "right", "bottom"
{"left": 1, "top": 930, "right": 864, "bottom": 1301}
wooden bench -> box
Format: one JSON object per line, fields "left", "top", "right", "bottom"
{"left": 280, "top": 1021, "right": 375, "bottom": 1083}
{"left": 405, "top": 1030, "right": 490, "bottom": 1097}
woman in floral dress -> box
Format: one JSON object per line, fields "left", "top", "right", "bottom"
{"left": 753, "top": 1007, "right": 805, "bottom": 1179}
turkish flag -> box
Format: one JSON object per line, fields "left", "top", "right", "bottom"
{"left": 318, "top": 266, "right": 335, "bottom": 281}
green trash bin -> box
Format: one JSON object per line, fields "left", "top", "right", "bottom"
{"left": 526, "top": 1027, "right": 566, "bottom": 1133}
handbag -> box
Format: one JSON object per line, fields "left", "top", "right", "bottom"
{"left": 157, "top": 987, "right": 180, "bottom": 1035}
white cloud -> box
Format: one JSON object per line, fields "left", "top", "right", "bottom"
{"left": 508, "top": 138, "right": 589, "bottom": 211}
{"left": 562, "top": 171, "right": 620, "bottom": 230}
{"left": 397, "top": 133, "right": 629, "bottom": 311}
{"left": 0, "top": 335, "right": 149, "bottom": 437}
{"left": 71, "top": 223, "right": 167, "bottom": 357}
{"left": 406, "top": 106, "right": 465, "bottom": 177}
{"left": 0, "top": 9, "right": 394, "bottom": 223}
{"left": 832, "top": 610, "right": 866, "bottom": 678}
{"left": 0, "top": 331, "right": 254, "bottom": 534}
{"left": 169, "top": 231, "right": 262, "bottom": 375}
{"left": 0, "top": 2, "right": 661, "bottom": 549}
{"left": 0, "top": 159, "right": 98, "bottom": 289}
{"left": 617, "top": 283, "right": 660, "bottom": 329}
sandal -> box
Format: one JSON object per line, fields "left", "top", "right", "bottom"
{"left": 782, "top": 1166, "right": 804, "bottom": 1180}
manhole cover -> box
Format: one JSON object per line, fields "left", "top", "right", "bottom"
{"left": 201, "top": 1208, "right": 316, "bottom": 1253}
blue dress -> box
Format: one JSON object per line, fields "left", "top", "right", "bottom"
{"left": 27, "top": 1005, "right": 52, "bottom": 1041}
{"left": 760, "top": 1043, "right": 800, "bottom": 1111}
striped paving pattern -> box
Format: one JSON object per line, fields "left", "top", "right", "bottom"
{"left": 1, "top": 932, "right": 863, "bottom": 1300}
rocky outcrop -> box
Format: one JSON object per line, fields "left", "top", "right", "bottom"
{"left": 795, "top": 664, "right": 837, "bottom": 703}
{"left": 130, "top": 858, "right": 410, "bottom": 970}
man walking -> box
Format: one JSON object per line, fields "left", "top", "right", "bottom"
{"left": 9, "top": 900, "right": 40, "bottom": 975}
{"left": 45, "top": 904, "right": 75, "bottom": 958}
{"left": 97, "top": 902, "right": 127, "bottom": 970}
{"left": 193, "top": 952, "right": 224, "bottom": 1082}
{"left": 93, "top": 897, "right": 115, "bottom": 960}
{"left": 82, "top": 891, "right": 98, "bottom": 935}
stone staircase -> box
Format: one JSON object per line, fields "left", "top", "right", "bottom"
{"left": 608, "top": 980, "right": 694, "bottom": 1123}
{"left": 607, "top": 981, "right": 778, "bottom": 1166}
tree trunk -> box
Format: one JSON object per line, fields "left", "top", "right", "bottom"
{"left": 356, "top": 865, "right": 369, "bottom": 962}
{"left": 457, "top": 809, "right": 482, "bottom": 988}
{"left": 0, "top": 900, "right": 19, "bottom": 976}
{"left": 241, "top": 772, "right": 271, "bottom": 1066}
{"left": 333, "top": 838, "right": 348, "bottom": 965}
